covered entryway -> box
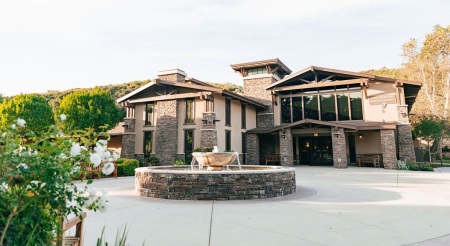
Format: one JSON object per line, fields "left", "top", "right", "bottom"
{"left": 297, "top": 136, "right": 333, "bottom": 165}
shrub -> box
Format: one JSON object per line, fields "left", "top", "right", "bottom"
{"left": 406, "top": 162, "right": 434, "bottom": 171}
{"left": 173, "top": 159, "right": 185, "bottom": 166}
{"left": 193, "top": 147, "right": 213, "bottom": 152}
{"left": 117, "top": 159, "right": 139, "bottom": 176}
{"left": 144, "top": 156, "right": 159, "bottom": 166}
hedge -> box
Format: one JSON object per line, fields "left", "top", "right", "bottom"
{"left": 116, "top": 158, "right": 139, "bottom": 176}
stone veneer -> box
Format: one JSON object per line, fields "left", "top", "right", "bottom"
{"left": 158, "top": 74, "right": 185, "bottom": 83}
{"left": 279, "top": 128, "right": 293, "bottom": 166}
{"left": 246, "top": 134, "right": 259, "bottom": 165}
{"left": 243, "top": 77, "right": 276, "bottom": 128}
{"left": 332, "top": 128, "right": 348, "bottom": 168}
{"left": 397, "top": 124, "right": 416, "bottom": 163}
{"left": 120, "top": 118, "right": 136, "bottom": 159}
{"left": 155, "top": 100, "right": 178, "bottom": 165}
{"left": 135, "top": 166, "right": 296, "bottom": 200}
{"left": 381, "top": 129, "right": 397, "bottom": 169}
{"left": 200, "top": 112, "right": 218, "bottom": 148}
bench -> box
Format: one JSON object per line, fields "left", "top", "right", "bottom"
{"left": 82, "top": 162, "right": 117, "bottom": 179}
{"left": 54, "top": 212, "right": 86, "bottom": 246}
{"left": 358, "top": 154, "right": 381, "bottom": 168}
{"left": 265, "top": 154, "right": 280, "bottom": 165}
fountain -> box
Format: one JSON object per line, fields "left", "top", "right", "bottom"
{"left": 135, "top": 147, "right": 296, "bottom": 200}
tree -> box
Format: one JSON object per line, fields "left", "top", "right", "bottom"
{"left": 57, "top": 88, "right": 122, "bottom": 132}
{"left": 0, "top": 94, "right": 54, "bottom": 133}
{"left": 404, "top": 25, "right": 450, "bottom": 157}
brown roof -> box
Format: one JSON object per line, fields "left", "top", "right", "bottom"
{"left": 230, "top": 58, "right": 292, "bottom": 74}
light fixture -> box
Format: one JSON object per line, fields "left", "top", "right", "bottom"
{"left": 359, "top": 133, "right": 363, "bottom": 139}
{"left": 305, "top": 141, "right": 310, "bottom": 148}
{"left": 313, "top": 133, "right": 318, "bottom": 137}
{"left": 280, "top": 129, "right": 286, "bottom": 139}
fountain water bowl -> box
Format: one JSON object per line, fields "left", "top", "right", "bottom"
{"left": 192, "top": 152, "right": 237, "bottom": 171}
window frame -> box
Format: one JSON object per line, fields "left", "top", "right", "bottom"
{"left": 145, "top": 102, "right": 154, "bottom": 125}
{"left": 225, "top": 130, "right": 231, "bottom": 151}
{"left": 143, "top": 131, "right": 153, "bottom": 158}
{"left": 185, "top": 98, "right": 195, "bottom": 124}
{"left": 241, "top": 103, "right": 246, "bottom": 129}
{"left": 225, "top": 98, "right": 231, "bottom": 126}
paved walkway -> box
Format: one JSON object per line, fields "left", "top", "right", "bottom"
{"left": 80, "top": 166, "right": 450, "bottom": 246}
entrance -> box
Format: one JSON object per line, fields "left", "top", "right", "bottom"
{"left": 298, "top": 136, "right": 333, "bottom": 165}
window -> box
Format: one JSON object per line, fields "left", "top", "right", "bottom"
{"left": 337, "top": 93, "right": 350, "bottom": 121}
{"left": 242, "top": 133, "right": 246, "bottom": 164}
{"left": 281, "top": 97, "right": 291, "bottom": 123}
{"left": 143, "top": 131, "right": 153, "bottom": 158}
{"left": 241, "top": 104, "right": 246, "bottom": 129}
{"left": 185, "top": 99, "right": 194, "bottom": 123}
{"left": 184, "top": 130, "right": 194, "bottom": 164}
{"left": 145, "top": 103, "right": 154, "bottom": 125}
{"left": 225, "top": 98, "right": 231, "bottom": 126}
{"left": 292, "top": 97, "right": 303, "bottom": 122}
{"left": 303, "top": 95, "right": 319, "bottom": 120}
{"left": 320, "top": 94, "right": 336, "bottom": 121}
{"left": 247, "top": 67, "right": 267, "bottom": 75}
{"left": 350, "top": 92, "right": 363, "bottom": 120}
{"left": 225, "top": 130, "right": 231, "bottom": 151}
{"left": 205, "top": 99, "right": 214, "bottom": 112}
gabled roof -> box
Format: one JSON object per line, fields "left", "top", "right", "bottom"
{"left": 270, "top": 119, "right": 357, "bottom": 132}
{"left": 230, "top": 58, "right": 292, "bottom": 75}
{"left": 116, "top": 78, "right": 267, "bottom": 109}
{"left": 266, "top": 65, "right": 422, "bottom": 90}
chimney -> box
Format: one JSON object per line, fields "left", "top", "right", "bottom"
{"left": 157, "top": 69, "right": 187, "bottom": 83}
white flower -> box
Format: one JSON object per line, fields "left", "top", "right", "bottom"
{"left": 70, "top": 142, "right": 81, "bottom": 156}
{"left": 71, "top": 164, "right": 81, "bottom": 174}
{"left": 1, "top": 132, "right": 6, "bottom": 138}
{"left": 102, "top": 162, "right": 115, "bottom": 175}
{"left": 16, "top": 118, "right": 26, "bottom": 127}
{"left": 80, "top": 146, "right": 87, "bottom": 151}
{"left": 0, "top": 182, "right": 8, "bottom": 191}
{"left": 59, "top": 153, "right": 68, "bottom": 160}
{"left": 59, "top": 114, "right": 67, "bottom": 121}
{"left": 112, "top": 152, "right": 120, "bottom": 161}
{"left": 10, "top": 124, "right": 16, "bottom": 130}
{"left": 97, "top": 195, "right": 108, "bottom": 212}
{"left": 90, "top": 153, "right": 102, "bottom": 167}
{"left": 102, "top": 151, "right": 111, "bottom": 161}
{"left": 17, "top": 163, "right": 28, "bottom": 170}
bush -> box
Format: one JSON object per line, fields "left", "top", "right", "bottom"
{"left": 117, "top": 159, "right": 139, "bottom": 176}
{"left": 173, "top": 159, "right": 185, "bottom": 166}
{"left": 144, "top": 156, "right": 159, "bottom": 166}
{"left": 406, "top": 162, "right": 434, "bottom": 171}
{"left": 193, "top": 147, "right": 213, "bottom": 152}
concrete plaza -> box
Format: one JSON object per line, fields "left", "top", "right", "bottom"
{"left": 81, "top": 166, "right": 450, "bottom": 246}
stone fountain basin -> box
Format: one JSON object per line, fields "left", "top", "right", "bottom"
{"left": 192, "top": 152, "right": 237, "bottom": 167}
{"left": 135, "top": 165, "right": 296, "bottom": 200}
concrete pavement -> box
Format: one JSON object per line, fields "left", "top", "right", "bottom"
{"left": 80, "top": 166, "right": 450, "bottom": 246}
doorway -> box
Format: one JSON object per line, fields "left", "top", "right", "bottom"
{"left": 298, "top": 136, "right": 333, "bottom": 165}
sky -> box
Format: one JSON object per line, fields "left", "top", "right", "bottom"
{"left": 1, "top": 0, "right": 449, "bottom": 96}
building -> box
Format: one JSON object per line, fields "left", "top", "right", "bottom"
{"left": 117, "top": 59, "right": 421, "bottom": 169}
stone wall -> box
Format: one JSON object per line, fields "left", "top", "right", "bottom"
{"left": 381, "top": 129, "right": 397, "bottom": 169}
{"left": 135, "top": 166, "right": 296, "bottom": 200}
{"left": 279, "top": 128, "right": 293, "bottom": 166}
{"left": 332, "top": 128, "right": 348, "bottom": 168}
{"left": 155, "top": 100, "right": 178, "bottom": 165}
{"left": 397, "top": 124, "right": 416, "bottom": 163}
{"left": 200, "top": 112, "right": 218, "bottom": 148}
{"left": 120, "top": 118, "right": 136, "bottom": 159}
{"left": 243, "top": 77, "right": 275, "bottom": 128}
{"left": 158, "top": 74, "right": 185, "bottom": 83}
{"left": 246, "top": 134, "right": 259, "bottom": 165}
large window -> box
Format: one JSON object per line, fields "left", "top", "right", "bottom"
{"left": 241, "top": 104, "right": 246, "bottom": 129}
{"left": 143, "top": 131, "right": 153, "bottom": 158}
{"left": 350, "top": 92, "right": 363, "bottom": 120}
{"left": 281, "top": 97, "right": 291, "bottom": 123}
{"left": 303, "top": 95, "right": 319, "bottom": 120}
{"left": 292, "top": 97, "right": 303, "bottom": 122}
{"left": 247, "top": 67, "right": 267, "bottom": 75}
{"left": 320, "top": 94, "right": 336, "bottom": 121}
{"left": 225, "top": 98, "right": 231, "bottom": 126}
{"left": 225, "top": 130, "right": 231, "bottom": 151}
{"left": 145, "top": 103, "right": 154, "bottom": 125}
{"left": 185, "top": 99, "right": 194, "bottom": 123}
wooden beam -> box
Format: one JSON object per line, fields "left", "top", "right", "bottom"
{"left": 273, "top": 79, "right": 367, "bottom": 92}
{"left": 299, "top": 78, "right": 313, "bottom": 84}
{"left": 320, "top": 75, "right": 334, "bottom": 82}
{"left": 128, "top": 92, "right": 210, "bottom": 103}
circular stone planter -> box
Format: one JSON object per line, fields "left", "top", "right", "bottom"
{"left": 135, "top": 165, "right": 296, "bottom": 200}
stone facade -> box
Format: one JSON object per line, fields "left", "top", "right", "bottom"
{"left": 200, "top": 112, "right": 218, "bottom": 148}
{"left": 243, "top": 77, "right": 276, "bottom": 128}
{"left": 120, "top": 118, "right": 136, "bottom": 159}
{"left": 397, "top": 124, "right": 416, "bottom": 163}
{"left": 381, "top": 129, "right": 397, "bottom": 169}
{"left": 135, "top": 166, "right": 296, "bottom": 200}
{"left": 332, "top": 128, "right": 348, "bottom": 168}
{"left": 158, "top": 73, "right": 185, "bottom": 83}
{"left": 279, "top": 128, "right": 293, "bottom": 166}
{"left": 155, "top": 100, "right": 178, "bottom": 165}
{"left": 246, "top": 134, "right": 259, "bottom": 165}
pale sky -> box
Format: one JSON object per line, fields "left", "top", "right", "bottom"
{"left": 1, "top": 0, "right": 449, "bottom": 96}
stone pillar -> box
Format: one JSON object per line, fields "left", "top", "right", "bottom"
{"left": 121, "top": 118, "right": 136, "bottom": 159}
{"left": 332, "top": 128, "right": 347, "bottom": 168}
{"left": 246, "top": 134, "right": 259, "bottom": 165}
{"left": 279, "top": 128, "right": 293, "bottom": 166}
{"left": 381, "top": 129, "right": 397, "bottom": 169}
{"left": 155, "top": 100, "right": 178, "bottom": 165}
{"left": 200, "top": 112, "right": 218, "bottom": 148}
{"left": 243, "top": 77, "right": 277, "bottom": 128}
{"left": 397, "top": 124, "right": 416, "bottom": 163}
{"left": 157, "top": 69, "right": 187, "bottom": 83}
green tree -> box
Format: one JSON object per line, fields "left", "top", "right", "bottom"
{"left": 57, "top": 88, "right": 122, "bottom": 132}
{"left": 0, "top": 94, "right": 54, "bottom": 133}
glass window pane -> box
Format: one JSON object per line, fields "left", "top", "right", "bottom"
{"left": 144, "top": 131, "right": 153, "bottom": 157}
{"left": 241, "top": 104, "right": 246, "bottom": 129}
{"left": 145, "top": 103, "right": 154, "bottom": 125}
{"left": 225, "top": 98, "right": 231, "bottom": 125}
{"left": 337, "top": 93, "right": 350, "bottom": 121}
{"left": 292, "top": 97, "right": 303, "bottom": 122}
{"left": 320, "top": 94, "right": 336, "bottom": 121}
{"left": 350, "top": 91, "right": 363, "bottom": 120}
{"left": 281, "top": 97, "right": 291, "bottom": 123}
{"left": 185, "top": 99, "right": 194, "bottom": 123}
{"left": 303, "top": 95, "right": 319, "bottom": 120}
